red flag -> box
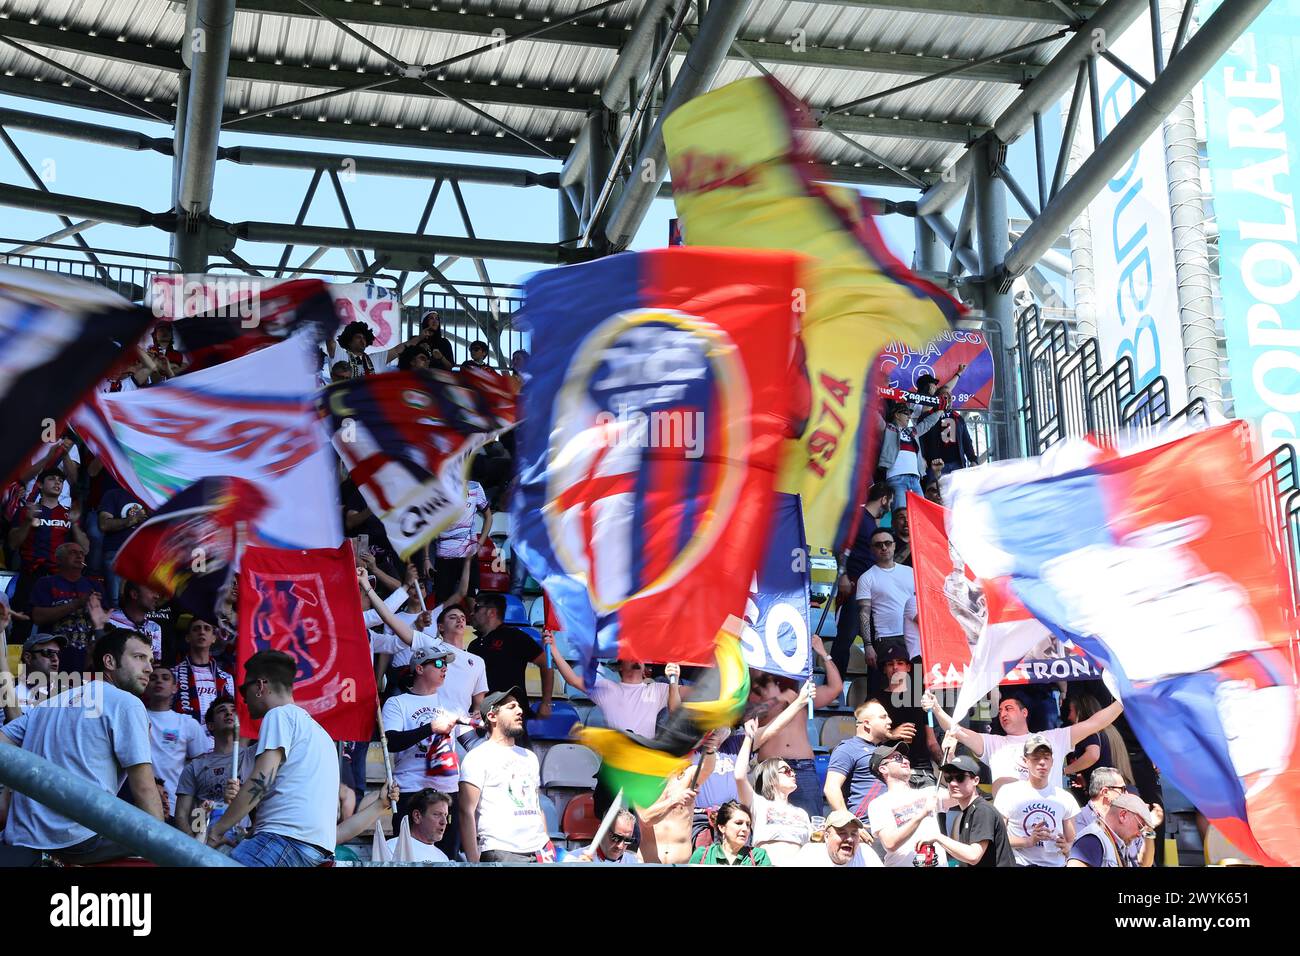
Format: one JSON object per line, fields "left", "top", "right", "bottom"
{"left": 542, "top": 590, "right": 562, "bottom": 631}
{"left": 236, "top": 542, "right": 377, "bottom": 741}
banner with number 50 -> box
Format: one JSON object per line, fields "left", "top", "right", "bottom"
{"left": 740, "top": 493, "right": 813, "bottom": 680}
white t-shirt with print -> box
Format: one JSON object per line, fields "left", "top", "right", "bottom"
{"left": 253, "top": 704, "right": 339, "bottom": 851}
{"left": 409, "top": 630, "right": 488, "bottom": 719}
{"left": 793, "top": 841, "right": 884, "bottom": 867}
{"left": 589, "top": 677, "right": 670, "bottom": 738}
{"left": 750, "top": 792, "right": 811, "bottom": 848}
{"left": 459, "top": 740, "right": 548, "bottom": 854}
{"left": 387, "top": 837, "right": 449, "bottom": 863}
{"left": 381, "top": 692, "right": 460, "bottom": 794}
{"left": 867, "top": 785, "right": 950, "bottom": 868}
{"left": 436, "top": 481, "right": 487, "bottom": 559}
{"left": 147, "top": 708, "right": 210, "bottom": 812}
{"left": 994, "top": 779, "right": 1079, "bottom": 867}
{"left": 855, "top": 563, "right": 916, "bottom": 637}
{"left": 979, "top": 726, "right": 1072, "bottom": 791}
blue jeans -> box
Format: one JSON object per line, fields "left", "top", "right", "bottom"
{"left": 232, "top": 831, "right": 332, "bottom": 868}
{"left": 787, "top": 758, "right": 824, "bottom": 818}
{"left": 885, "top": 474, "right": 923, "bottom": 505}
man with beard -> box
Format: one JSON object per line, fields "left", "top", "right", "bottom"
{"left": 458, "top": 687, "right": 551, "bottom": 863}
{"left": 109, "top": 581, "right": 164, "bottom": 662}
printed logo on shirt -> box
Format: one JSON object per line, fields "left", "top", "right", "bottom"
{"left": 1019, "top": 802, "right": 1062, "bottom": 832}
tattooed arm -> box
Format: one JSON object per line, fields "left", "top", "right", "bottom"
{"left": 206, "top": 747, "right": 283, "bottom": 847}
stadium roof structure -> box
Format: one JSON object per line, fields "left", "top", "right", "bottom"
{"left": 0, "top": 0, "right": 1273, "bottom": 453}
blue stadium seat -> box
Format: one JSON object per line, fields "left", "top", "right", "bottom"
{"left": 815, "top": 753, "right": 830, "bottom": 791}
{"left": 526, "top": 700, "right": 581, "bottom": 741}
{"left": 502, "top": 593, "right": 529, "bottom": 625}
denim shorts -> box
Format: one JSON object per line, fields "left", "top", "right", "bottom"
{"left": 231, "top": 831, "right": 333, "bottom": 868}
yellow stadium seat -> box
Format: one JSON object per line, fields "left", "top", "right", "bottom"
{"left": 1204, "top": 826, "right": 1263, "bottom": 866}
{"left": 5, "top": 645, "right": 19, "bottom": 676}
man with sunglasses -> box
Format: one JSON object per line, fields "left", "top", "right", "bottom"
{"left": 866, "top": 742, "right": 950, "bottom": 867}
{"left": 207, "top": 650, "right": 339, "bottom": 866}
{"left": 12, "top": 632, "right": 65, "bottom": 711}
{"left": 915, "top": 754, "right": 1014, "bottom": 867}
{"left": 855, "top": 528, "right": 915, "bottom": 681}
{"left": 1070, "top": 766, "right": 1163, "bottom": 867}
{"left": 573, "top": 808, "right": 640, "bottom": 865}
{"left": 381, "top": 647, "right": 462, "bottom": 844}
{"left": 832, "top": 481, "right": 892, "bottom": 678}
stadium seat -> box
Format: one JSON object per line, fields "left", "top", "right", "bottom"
{"left": 819, "top": 715, "right": 857, "bottom": 750}
{"left": 541, "top": 743, "right": 601, "bottom": 788}
{"left": 1204, "top": 826, "right": 1263, "bottom": 866}
{"left": 539, "top": 793, "right": 564, "bottom": 840}
{"left": 527, "top": 596, "right": 544, "bottom": 627}
{"left": 561, "top": 792, "right": 600, "bottom": 842}
{"left": 502, "top": 593, "right": 529, "bottom": 625}
{"left": 5, "top": 645, "right": 19, "bottom": 676}
{"left": 583, "top": 707, "right": 608, "bottom": 729}
{"left": 847, "top": 643, "right": 867, "bottom": 675}
{"left": 569, "top": 700, "right": 595, "bottom": 725}
{"left": 365, "top": 741, "right": 388, "bottom": 784}
{"left": 526, "top": 700, "right": 580, "bottom": 741}
{"left": 846, "top": 677, "right": 871, "bottom": 712}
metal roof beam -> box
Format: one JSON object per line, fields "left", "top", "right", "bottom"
{"left": 823, "top": 114, "right": 987, "bottom": 144}
{"left": 805, "top": 0, "right": 1100, "bottom": 24}
{"left": 0, "top": 106, "right": 171, "bottom": 153}
{"left": 223, "top": 146, "right": 560, "bottom": 188}
{"left": 0, "top": 182, "right": 163, "bottom": 228}
{"left": 176, "top": 0, "right": 235, "bottom": 217}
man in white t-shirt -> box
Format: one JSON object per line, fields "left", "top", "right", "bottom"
{"left": 993, "top": 733, "right": 1079, "bottom": 867}
{"left": 208, "top": 650, "right": 339, "bottom": 866}
{"left": 856, "top": 528, "right": 915, "bottom": 667}
{"left": 108, "top": 582, "right": 164, "bottom": 662}
{"left": 22, "top": 439, "right": 79, "bottom": 510}
{"left": 387, "top": 789, "right": 452, "bottom": 863}
{"left": 866, "top": 743, "right": 950, "bottom": 867}
{"left": 544, "top": 632, "right": 681, "bottom": 738}
{"left": 143, "top": 665, "right": 209, "bottom": 818}
{"left": 923, "top": 689, "right": 1124, "bottom": 795}
{"left": 793, "top": 810, "right": 883, "bottom": 867}
{"left": 458, "top": 686, "right": 551, "bottom": 863}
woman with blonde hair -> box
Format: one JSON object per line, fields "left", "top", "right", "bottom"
{"left": 734, "top": 717, "right": 812, "bottom": 866}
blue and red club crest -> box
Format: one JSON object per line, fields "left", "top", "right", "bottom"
{"left": 245, "top": 570, "right": 339, "bottom": 690}
{"left": 542, "top": 309, "right": 748, "bottom": 614}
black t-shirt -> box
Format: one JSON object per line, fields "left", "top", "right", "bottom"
{"left": 467, "top": 625, "right": 543, "bottom": 715}
{"left": 951, "top": 796, "right": 1015, "bottom": 867}
{"left": 883, "top": 701, "right": 932, "bottom": 772}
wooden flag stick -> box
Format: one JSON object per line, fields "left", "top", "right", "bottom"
{"left": 377, "top": 699, "right": 394, "bottom": 790}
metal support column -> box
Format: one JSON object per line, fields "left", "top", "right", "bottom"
{"left": 1159, "top": 0, "right": 1223, "bottom": 411}
{"left": 1064, "top": 104, "right": 1098, "bottom": 341}
{"left": 174, "top": 0, "right": 236, "bottom": 274}
{"left": 913, "top": 216, "right": 944, "bottom": 275}
{"left": 973, "top": 137, "right": 1019, "bottom": 460}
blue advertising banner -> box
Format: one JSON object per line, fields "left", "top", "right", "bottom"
{"left": 1203, "top": 0, "right": 1300, "bottom": 454}
{"left": 740, "top": 493, "right": 813, "bottom": 680}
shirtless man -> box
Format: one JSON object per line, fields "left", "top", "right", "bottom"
{"left": 638, "top": 746, "right": 717, "bottom": 864}
{"left": 752, "top": 636, "right": 842, "bottom": 818}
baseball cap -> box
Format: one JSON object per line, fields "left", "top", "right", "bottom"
{"left": 825, "top": 809, "right": 865, "bottom": 831}
{"left": 481, "top": 686, "right": 523, "bottom": 714}
{"left": 23, "top": 632, "right": 67, "bottom": 652}
{"left": 878, "top": 643, "right": 909, "bottom": 666}
{"left": 870, "top": 742, "right": 909, "bottom": 779}
{"left": 410, "top": 646, "right": 455, "bottom": 667}
{"left": 940, "top": 754, "right": 983, "bottom": 777}
{"left": 1110, "top": 792, "right": 1156, "bottom": 827}
{"left": 1022, "top": 733, "right": 1053, "bottom": 756}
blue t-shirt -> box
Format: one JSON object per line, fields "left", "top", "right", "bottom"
{"left": 695, "top": 732, "right": 744, "bottom": 808}
{"left": 99, "top": 488, "right": 145, "bottom": 554}
{"left": 827, "top": 736, "right": 886, "bottom": 819}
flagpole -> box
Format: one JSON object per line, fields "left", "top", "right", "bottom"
{"left": 585, "top": 789, "right": 624, "bottom": 860}
{"left": 232, "top": 714, "right": 240, "bottom": 783}
{"left": 810, "top": 548, "right": 848, "bottom": 715}
{"left": 377, "top": 699, "right": 394, "bottom": 791}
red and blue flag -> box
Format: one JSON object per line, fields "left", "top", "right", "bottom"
{"left": 512, "top": 247, "right": 801, "bottom": 676}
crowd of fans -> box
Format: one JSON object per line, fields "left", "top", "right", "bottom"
{"left": 0, "top": 308, "right": 1173, "bottom": 868}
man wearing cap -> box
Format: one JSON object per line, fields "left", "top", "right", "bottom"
{"left": 877, "top": 398, "right": 947, "bottom": 507}
{"left": 793, "top": 810, "right": 884, "bottom": 867}
{"left": 993, "top": 733, "right": 1079, "bottom": 867}
{"left": 458, "top": 687, "right": 550, "bottom": 863}
{"left": 916, "top": 754, "right": 1014, "bottom": 867}
{"left": 924, "top": 688, "right": 1123, "bottom": 795}
{"left": 866, "top": 743, "right": 950, "bottom": 867}
{"left": 381, "top": 646, "right": 462, "bottom": 846}
{"left": 1068, "top": 791, "right": 1157, "bottom": 867}
{"left": 1072, "top": 766, "right": 1164, "bottom": 867}
{"left": 11, "top": 631, "right": 66, "bottom": 712}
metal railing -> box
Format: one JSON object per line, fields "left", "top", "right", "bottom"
{"left": 408, "top": 279, "right": 528, "bottom": 368}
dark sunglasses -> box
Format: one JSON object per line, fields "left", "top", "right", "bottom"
{"left": 607, "top": 833, "right": 634, "bottom": 847}
{"left": 777, "top": 765, "right": 796, "bottom": 777}
{"left": 425, "top": 658, "right": 449, "bottom": 670}
{"left": 29, "top": 649, "right": 60, "bottom": 659}
{"left": 871, "top": 541, "right": 894, "bottom": 548}
{"left": 942, "top": 772, "right": 973, "bottom": 784}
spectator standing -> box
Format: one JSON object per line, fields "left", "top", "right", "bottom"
{"left": 925, "top": 689, "right": 1123, "bottom": 794}
{"left": 108, "top": 582, "right": 163, "bottom": 661}
{"left": 380, "top": 647, "right": 461, "bottom": 830}
{"left": 544, "top": 634, "right": 680, "bottom": 737}
{"left": 28, "top": 543, "right": 103, "bottom": 674}
{"left": 866, "top": 743, "right": 949, "bottom": 867}
{"left": 832, "top": 482, "right": 893, "bottom": 677}
{"left": 387, "top": 789, "right": 452, "bottom": 863}
{"left": 890, "top": 506, "right": 914, "bottom": 567}
{"left": 97, "top": 490, "right": 148, "bottom": 606}
{"left": 879, "top": 644, "right": 941, "bottom": 779}
{"left": 174, "top": 696, "right": 254, "bottom": 838}
{"left": 18, "top": 438, "right": 80, "bottom": 510}
{"left": 1063, "top": 692, "right": 1133, "bottom": 803}
{"left": 922, "top": 754, "right": 1014, "bottom": 867}
{"left": 856, "top": 528, "right": 915, "bottom": 678}
{"left": 920, "top": 383, "right": 979, "bottom": 475}
{"left": 172, "top": 618, "right": 234, "bottom": 727}
{"left": 1068, "top": 790, "right": 1159, "bottom": 868}
{"left": 877, "top": 400, "right": 945, "bottom": 504}
{"left": 734, "top": 716, "right": 811, "bottom": 866}
{"left": 208, "top": 650, "right": 340, "bottom": 867}
{"left": 468, "top": 593, "right": 552, "bottom": 719}
{"left": 994, "top": 734, "right": 1079, "bottom": 868}
{"left": 824, "top": 699, "right": 902, "bottom": 821}
{"left": 434, "top": 480, "right": 490, "bottom": 603}
{"left": 687, "top": 800, "right": 770, "bottom": 866}
{"left": 792, "top": 810, "right": 883, "bottom": 867}
{"left": 8, "top": 469, "right": 86, "bottom": 630}
{"left": 463, "top": 340, "right": 491, "bottom": 369}
{"left": 642, "top": 749, "right": 715, "bottom": 864}
{"left": 458, "top": 687, "right": 551, "bottom": 863}
{"left": 144, "top": 664, "right": 208, "bottom": 819}
{"left": 418, "top": 311, "right": 456, "bottom": 370}
{"left": 0, "top": 627, "right": 163, "bottom": 866}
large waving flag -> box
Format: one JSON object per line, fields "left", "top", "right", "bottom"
{"left": 170, "top": 278, "right": 337, "bottom": 373}
{"left": 322, "top": 366, "right": 517, "bottom": 560}
{"left": 236, "top": 542, "right": 378, "bottom": 741}
{"left": 576, "top": 628, "right": 749, "bottom": 808}
{"left": 0, "top": 266, "right": 154, "bottom": 484}
{"left": 662, "top": 76, "right": 963, "bottom": 552}
{"left": 513, "top": 247, "right": 799, "bottom": 675}
{"left": 947, "top": 422, "right": 1300, "bottom": 865}
{"left": 113, "top": 477, "right": 268, "bottom": 622}
{"left": 72, "top": 335, "right": 341, "bottom": 550}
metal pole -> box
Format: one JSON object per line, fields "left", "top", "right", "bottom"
{"left": 0, "top": 106, "right": 169, "bottom": 153}
{"left": 1005, "top": 0, "right": 1273, "bottom": 278}
{"left": 604, "top": 0, "right": 755, "bottom": 250}
{"left": 1064, "top": 92, "right": 1098, "bottom": 341}
{"left": 973, "top": 138, "right": 1019, "bottom": 460}
{"left": 602, "top": 0, "right": 676, "bottom": 112}
{"left": 230, "top": 221, "right": 574, "bottom": 264}
{"left": 0, "top": 739, "right": 241, "bottom": 866}
{"left": 1159, "top": 0, "right": 1223, "bottom": 412}
{"left": 222, "top": 146, "right": 559, "bottom": 189}
{"left": 0, "top": 183, "right": 159, "bottom": 228}
{"left": 913, "top": 216, "right": 943, "bottom": 274}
